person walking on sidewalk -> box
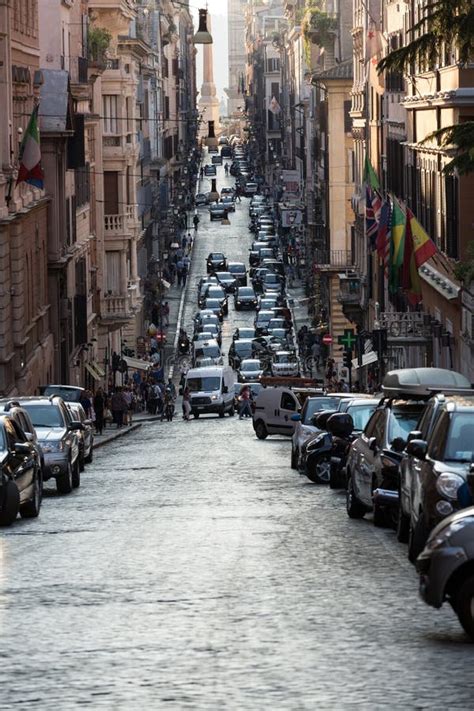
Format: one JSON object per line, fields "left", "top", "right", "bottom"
{"left": 193, "top": 213, "right": 200, "bottom": 231}
{"left": 93, "top": 387, "right": 105, "bottom": 435}
{"left": 224, "top": 163, "right": 229, "bottom": 176}
{"left": 111, "top": 387, "right": 128, "bottom": 428}
{"left": 162, "top": 301, "right": 170, "bottom": 327}
{"left": 182, "top": 263, "right": 188, "bottom": 286}
{"left": 200, "top": 166, "right": 204, "bottom": 179}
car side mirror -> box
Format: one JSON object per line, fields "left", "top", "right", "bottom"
{"left": 291, "top": 413, "right": 301, "bottom": 422}
{"left": 406, "top": 439, "right": 427, "bottom": 460}
{"left": 407, "top": 430, "right": 422, "bottom": 443}
{"left": 368, "top": 436, "right": 378, "bottom": 452}
{"left": 391, "top": 436, "right": 407, "bottom": 453}
{"left": 223, "top": 385, "right": 229, "bottom": 394}
{"left": 14, "top": 442, "right": 31, "bottom": 455}
{"left": 68, "top": 420, "right": 84, "bottom": 431}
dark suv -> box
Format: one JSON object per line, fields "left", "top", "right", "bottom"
{"left": 0, "top": 415, "right": 42, "bottom": 525}
{"left": 405, "top": 396, "right": 474, "bottom": 561}
{"left": 13, "top": 397, "right": 83, "bottom": 494}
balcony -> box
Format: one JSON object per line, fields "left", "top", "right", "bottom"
{"left": 100, "top": 295, "right": 132, "bottom": 324}
{"left": 104, "top": 214, "right": 126, "bottom": 235}
{"left": 338, "top": 272, "right": 364, "bottom": 323}
{"left": 314, "top": 249, "right": 353, "bottom": 270}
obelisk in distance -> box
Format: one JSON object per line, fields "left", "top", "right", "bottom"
{"left": 198, "top": 13, "right": 221, "bottom": 138}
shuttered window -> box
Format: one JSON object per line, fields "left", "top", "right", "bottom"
{"left": 102, "top": 95, "right": 118, "bottom": 134}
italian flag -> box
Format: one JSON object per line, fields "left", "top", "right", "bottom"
{"left": 17, "top": 104, "right": 44, "bottom": 188}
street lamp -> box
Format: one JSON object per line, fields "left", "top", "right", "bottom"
{"left": 193, "top": 8, "right": 213, "bottom": 44}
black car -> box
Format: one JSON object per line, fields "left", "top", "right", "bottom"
{"left": 228, "top": 339, "right": 254, "bottom": 369}
{"left": 203, "top": 298, "right": 225, "bottom": 321}
{"left": 405, "top": 396, "right": 474, "bottom": 561}
{"left": 254, "top": 310, "right": 275, "bottom": 335}
{"left": 233, "top": 327, "right": 257, "bottom": 341}
{"left": 227, "top": 261, "right": 247, "bottom": 286}
{"left": 234, "top": 285, "right": 257, "bottom": 310}
{"left": 0, "top": 414, "right": 42, "bottom": 525}
{"left": 14, "top": 396, "right": 83, "bottom": 494}
{"left": 206, "top": 252, "right": 227, "bottom": 273}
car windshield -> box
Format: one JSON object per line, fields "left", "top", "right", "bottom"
{"left": 242, "top": 361, "right": 260, "bottom": 371}
{"left": 228, "top": 264, "right": 245, "bottom": 274}
{"left": 216, "top": 272, "right": 232, "bottom": 280}
{"left": 22, "top": 403, "right": 64, "bottom": 428}
{"left": 269, "top": 329, "right": 287, "bottom": 339}
{"left": 236, "top": 342, "right": 253, "bottom": 355}
{"left": 303, "top": 398, "right": 341, "bottom": 424}
{"left": 205, "top": 300, "right": 221, "bottom": 308}
{"left": 444, "top": 413, "right": 474, "bottom": 462}
{"left": 207, "top": 287, "right": 225, "bottom": 298}
{"left": 194, "top": 345, "right": 220, "bottom": 358}
{"left": 239, "top": 288, "right": 254, "bottom": 297}
{"left": 210, "top": 253, "right": 224, "bottom": 260}
{"left": 388, "top": 407, "right": 424, "bottom": 442}
{"left": 42, "top": 386, "right": 82, "bottom": 402}
{"left": 348, "top": 404, "right": 378, "bottom": 431}
{"left": 274, "top": 353, "right": 295, "bottom": 364}
{"left": 256, "top": 312, "right": 273, "bottom": 323}
{"left": 187, "top": 377, "right": 221, "bottom": 392}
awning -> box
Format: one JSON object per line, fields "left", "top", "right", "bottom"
{"left": 123, "top": 356, "right": 152, "bottom": 372}
{"left": 85, "top": 363, "right": 101, "bottom": 381}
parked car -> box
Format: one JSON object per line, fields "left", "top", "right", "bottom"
{"left": 206, "top": 252, "right": 227, "bottom": 273}
{"left": 346, "top": 395, "right": 426, "bottom": 527}
{"left": 405, "top": 395, "right": 474, "bottom": 561}
{"left": 66, "top": 402, "right": 94, "bottom": 470}
{"left": 416, "top": 505, "right": 474, "bottom": 640}
{"left": 0, "top": 414, "right": 42, "bottom": 525}
{"left": 290, "top": 394, "right": 336, "bottom": 469}
{"left": 252, "top": 387, "right": 300, "bottom": 440}
{"left": 234, "top": 285, "right": 257, "bottom": 311}
{"left": 39, "top": 385, "right": 85, "bottom": 402}
{"left": 11, "top": 396, "right": 83, "bottom": 494}
{"left": 195, "top": 192, "right": 209, "bottom": 206}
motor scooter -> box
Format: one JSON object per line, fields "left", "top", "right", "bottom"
{"left": 303, "top": 412, "right": 354, "bottom": 485}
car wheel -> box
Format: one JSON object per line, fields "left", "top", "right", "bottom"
{"left": 396, "top": 501, "right": 410, "bottom": 543}
{"left": 408, "top": 515, "right": 429, "bottom": 564}
{"left": 453, "top": 574, "right": 474, "bottom": 641}
{"left": 290, "top": 447, "right": 298, "bottom": 470}
{"left": 56, "top": 460, "right": 73, "bottom": 495}
{"left": 306, "top": 455, "right": 331, "bottom": 484}
{"left": 193, "top": 411, "right": 200, "bottom": 419}
{"left": 346, "top": 476, "right": 366, "bottom": 519}
{"left": 72, "top": 460, "right": 81, "bottom": 489}
{"left": 373, "top": 500, "right": 388, "bottom": 528}
{"left": 85, "top": 447, "right": 93, "bottom": 464}
{"left": 20, "top": 470, "right": 41, "bottom": 519}
{"left": 79, "top": 455, "right": 85, "bottom": 472}
{"left": 0, "top": 480, "right": 20, "bottom": 526}
{"left": 255, "top": 420, "right": 268, "bottom": 440}
{"left": 218, "top": 407, "right": 225, "bottom": 418}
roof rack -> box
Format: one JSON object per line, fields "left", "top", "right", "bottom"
{"left": 3, "top": 400, "right": 21, "bottom": 412}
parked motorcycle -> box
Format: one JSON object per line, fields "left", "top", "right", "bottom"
{"left": 303, "top": 412, "right": 354, "bottom": 485}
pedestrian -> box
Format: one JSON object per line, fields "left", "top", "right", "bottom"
{"left": 111, "top": 387, "right": 128, "bottom": 428}
{"left": 182, "top": 385, "right": 191, "bottom": 421}
{"left": 235, "top": 185, "right": 242, "bottom": 202}
{"left": 200, "top": 166, "right": 204, "bottom": 179}
{"left": 224, "top": 163, "right": 229, "bottom": 175}
{"left": 122, "top": 386, "right": 133, "bottom": 425}
{"left": 193, "top": 213, "right": 200, "bottom": 231}
{"left": 182, "top": 264, "right": 188, "bottom": 286}
{"left": 339, "top": 378, "right": 350, "bottom": 393}
{"left": 238, "top": 385, "right": 253, "bottom": 419}
{"left": 80, "top": 390, "right": 92, "bottom": 419}
{"left": 162, "top": 301, "right": 170, "bottom": 327}
{"left": 186, "top": 232, "right": 193, "bottom": 253}
{"left": 311, "top": 340, "right": 321, "bottom": 371}
{"left": 93, "top": 387, "right": 105, "bottom": 435}
{"left": 181, "top": 234, "right": 187, "bottom": 251}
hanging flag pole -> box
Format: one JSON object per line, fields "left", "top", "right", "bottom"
{"left": 16, "top": 104, "right": 44, "bottom": 189}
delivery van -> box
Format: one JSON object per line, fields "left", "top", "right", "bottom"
{"left": 185, "top": 366, "right": 235, "bottom": 418}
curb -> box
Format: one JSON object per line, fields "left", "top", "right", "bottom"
{"left": 93, "top": 423, "right": 142, "bottom": 450}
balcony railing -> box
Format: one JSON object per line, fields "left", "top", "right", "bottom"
{"left": 104, "top": 214, "right": 125, "bottom": 234}
{"left": 101, "top": 295, "right": 130, "bottom": 321}
{"left": 314, "top": 249, "right": 353, "bottom": 268}
{"left": 103, "top": 136, "right": 121, "bottom": 147}
{"left": 125, "top": 205, "right": 137, "bottom": 223}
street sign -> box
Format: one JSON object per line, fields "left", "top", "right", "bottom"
{"left": 322, "top": 335, "right": 333, "bottom": 345}
{"left": 337, "top": 329, "right": 357, "bottom": 350}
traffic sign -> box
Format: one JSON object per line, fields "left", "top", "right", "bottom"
{"left": 322, "top": 335, "right": 333, "bottom": 345}
{"left": 337, "top": 329, "right": 357, "bottom": 349}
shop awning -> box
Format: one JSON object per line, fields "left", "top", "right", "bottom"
{"left": 85, "top": 363, "right": 101, "bottom": 381}
{"left": 123, "top": 356, "right": 152, "bottom": 372}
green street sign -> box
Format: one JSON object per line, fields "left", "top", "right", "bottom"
{"left": 338, "top": 329, "right": 357, "bottom": 350}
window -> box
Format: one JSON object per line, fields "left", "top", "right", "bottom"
{"left": 105, "top": 252, "right": 121, "bottom": 294}
{"left": 364, "top": 409, "right": 381, "bottom": 439}
{"left": 102, "top": 95, "right": 118, "bottom": 134}
{"left": 428, "top": 411, "right": 450, "bottom": 461}
{"left": 281, "top": 393, "right": 297, "bottom": 411}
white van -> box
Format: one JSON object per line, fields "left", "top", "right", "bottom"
{"left": 185, "top": 366, "right": 235, "bottom": 418}
{"left": 252, "top": 386, "right": 301, "bottom": 439}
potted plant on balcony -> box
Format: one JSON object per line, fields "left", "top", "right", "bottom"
{"left": 302, "top": 3, "right": 338, "bottom": 65}
{"left": 87, "top": 26, "right": 111, "bottom": 69}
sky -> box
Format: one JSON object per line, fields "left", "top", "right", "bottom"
{"left": 191, "top": 1, "right": 229, "bottom": 105}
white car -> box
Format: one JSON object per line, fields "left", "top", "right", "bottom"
{"left": 271, "top": 351, "right": 299, "bottom": 378}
